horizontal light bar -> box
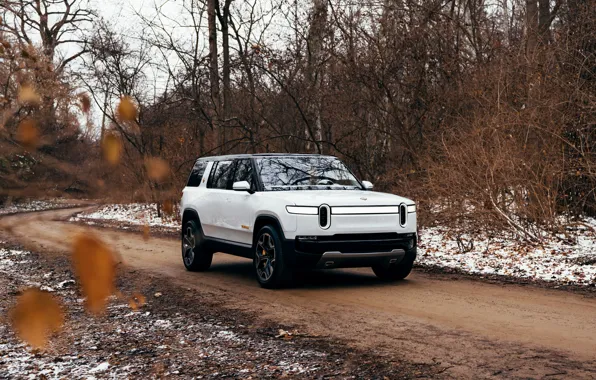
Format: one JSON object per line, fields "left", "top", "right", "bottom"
{"left": 286, "top": 206, "right": 318, "bottom": 215}
{"left": 332, "top": 206, "right": 400, "bottom": 215}
{"left": 407, "top": 204, "right": 416, "bottom": 213}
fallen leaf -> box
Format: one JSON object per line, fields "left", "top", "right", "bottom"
{"left": 117, "top": 96, "right": 137, "bottom": 121}
{"left": 72, "top": 233, "right": 116, "bottom": 314}
{"left": 16, "top": 119, "right": 39, "bottom": 150}
{"left": 128, "top": 292, "right": 146, "bottom": 310}
{"left": 9, "top": 288, "right": 64, "bottom": 349}
{"left": 101, "top": 133, "right": 122, "bottom": 166}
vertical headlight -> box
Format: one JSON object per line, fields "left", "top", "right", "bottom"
{"left": 399, "top": 204, "right": 407, "bottom": 226}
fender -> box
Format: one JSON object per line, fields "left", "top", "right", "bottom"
{"left": 253, "top": 214, "right": 287, "bottom": 243}
{"left": 181, "top": 208, "right": 201, "bottom": 231}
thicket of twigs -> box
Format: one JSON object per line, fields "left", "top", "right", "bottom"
{"left": 0, "top": 0, "right": 595, "bottom": 241}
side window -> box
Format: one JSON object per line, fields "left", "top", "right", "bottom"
{"left": 232, "top": 159, "right": 254, "bottom": 189}
{"left": 186, "top": 160, "right": 208, "bottom": 187}
{"left": 208, "top": 160, "right": 234, "bottom": 189}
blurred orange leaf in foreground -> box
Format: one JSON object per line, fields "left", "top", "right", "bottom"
{"left": 16, "top": 119, "right": 40, "bottom": 150}
{"left": 145, "top": 157, "right": 170, "bottom": 181}
{"left": 101, "top": 133, "right": 122, "bottom": 165}
{"left": 10, "top": 288, "right": 64, "bottom": 349}
{"left": 117, "top": 96, "right": 137, "bottom": 121}
{"left": 17, "top": 85, "right": 41, "bottom": 105}
{"left": 72, "top": 233, "right": 116, "bottom": 314}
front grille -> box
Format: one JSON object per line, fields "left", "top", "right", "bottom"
{"left": 319, "top": 204, "right": 330, "bottom": 229}
{"left": 295, "top": 232, "right": 415, "bottom": 254}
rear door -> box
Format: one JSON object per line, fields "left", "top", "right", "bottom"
{"left": 181, "top": 159, "right": 210, "bottom": 220}
{"left": 201, "top": 160, "right": 235, "bottom": 239}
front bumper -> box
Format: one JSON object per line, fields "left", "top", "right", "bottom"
{"left": 282, "top": 232, "right": 417, "bottom": 269}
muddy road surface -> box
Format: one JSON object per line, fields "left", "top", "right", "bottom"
{"left": 2, "top": 208, "right": 596, "bottom": 379}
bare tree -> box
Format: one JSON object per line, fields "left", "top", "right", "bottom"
{"left": 0, "top": 0, "right": 94, "bottom": 73}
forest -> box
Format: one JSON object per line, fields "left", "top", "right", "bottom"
{"left": 1, "top": 0, "right": 595, "bottom": 241}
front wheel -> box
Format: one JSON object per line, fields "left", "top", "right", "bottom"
{"left": 253, "top": 226, "right": 292, "bottom": 289}
{"left": 181, "top": 220, "right": 212, "bottom": 271}
{"left": 372, "top": 249, "right": 416, "bottom": 281}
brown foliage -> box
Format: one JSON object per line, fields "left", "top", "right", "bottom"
{"left": 1, "top": 0, "right": 594, "bottom": 239}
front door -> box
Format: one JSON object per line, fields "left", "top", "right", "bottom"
{"left": 222, "top": 159, "right": 256, "bottom": 246}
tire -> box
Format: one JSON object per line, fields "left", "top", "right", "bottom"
{"left": 181, "top": 219, "right": 212, "bottom": 271}
{"left": 372, "top": 248, "right": 416, "bottom": 281}
{"left": 253, "top": 225, "right": 293, "bottom": 289}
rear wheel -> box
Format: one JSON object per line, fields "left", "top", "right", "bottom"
{"left": 182, "top": 219, "right": 212, "bottom": 271}
{"left": 372, "top": 249, "right": 416, "bottom": 281}
{"left": 254, "top": 226, "right": 292, "bottom": 289}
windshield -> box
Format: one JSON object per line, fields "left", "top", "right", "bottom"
{"left": 255, "top": 156, "right": 362, "bottom": 191}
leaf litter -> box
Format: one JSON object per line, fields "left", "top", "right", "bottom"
{"left": 0, "top": 241, "right": 429, "bottom": 378}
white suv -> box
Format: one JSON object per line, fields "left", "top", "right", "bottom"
{"left": 180, "top": 154, "right": 417, "bottom": 288}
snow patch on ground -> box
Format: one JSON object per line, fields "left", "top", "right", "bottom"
{"left": 418, "top": 217, "right": 596, "bottom": 286}
{"left": 0, "top": 247, "right": 30, "bottom": 272}
{"left": 0, "top": 199, "right": 77, "bottom": 215}
{"left": 71, "top": 203, "right": 179, "bottom": 229}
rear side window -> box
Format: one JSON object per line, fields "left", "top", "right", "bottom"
{"left": 208, "top": 160, "right": 234, "bottom": 189}
{"left": 233, "top": 159, "right": 254, "bottom": 189}
{"left": 187, "top": 160, "right": 208, "bottom": 187}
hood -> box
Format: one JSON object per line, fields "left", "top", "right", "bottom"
{"left": 261, "top": 190, "right": 414, "bottom": 207}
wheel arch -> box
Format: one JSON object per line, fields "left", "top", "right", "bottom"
{"left": 253, "top": 214, "right": 285, "bottom": 247}
{"left": 181, "top": 208, "right": 201, "bottom": 234}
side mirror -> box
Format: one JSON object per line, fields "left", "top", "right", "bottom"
{"left": 233, "top": 181, "right": 253, "bottom": 193}
{"left": 362, "top": 180, "right": 374, "bottom": 190}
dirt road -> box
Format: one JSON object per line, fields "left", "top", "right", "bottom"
{"left": 2, "top": 208, "right": 596, "bottom": 378}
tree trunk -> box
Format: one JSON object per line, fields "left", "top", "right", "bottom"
{"left": 306, "top": 0, "right": 328, "bottom": 154}
{"left": 218, "top": 0, "right": 232, "bottom": 153}
{"left": 538, "top": 0, "right": 551, "bottom": 44}
{"left": 207, "top": 0, "right": 221, "bottom": 151}
{"left": 525, "top": 0, "right": 538, "bottom": 56}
